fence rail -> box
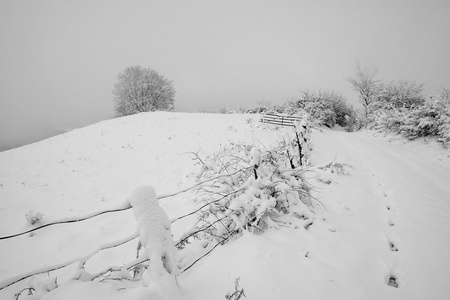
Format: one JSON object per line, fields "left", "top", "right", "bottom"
{"left": 260, "top": 113, "right": 302, "bottom": 127}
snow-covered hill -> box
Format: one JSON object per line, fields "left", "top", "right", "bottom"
{"left": 1, "top": 112, "right": 449, "bottom": 300}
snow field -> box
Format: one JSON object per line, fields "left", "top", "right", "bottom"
{"left": 1, "top": 112, "right": 449, "bottom": 299}
{"left": 0, "top": 112, "right": 275, "bottom": 299}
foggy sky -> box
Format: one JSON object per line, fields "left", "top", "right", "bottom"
{"left": 1, "top": 0, "right": 449, "bottom": 151}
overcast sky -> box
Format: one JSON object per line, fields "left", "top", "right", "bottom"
{"left": 1, "top": 0, "right": 449, "bottom": 151}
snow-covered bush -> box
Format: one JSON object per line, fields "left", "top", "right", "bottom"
{"left": 177, "top": 121, "right": 314, "bottom": 251}
{"left": 284, "top": 90, "right": 358, "bottom": 130}
{"left": 239, "top": 92, "right": 357, "bottom": 130}
{"left": 433, "top": 91, "right": 450, "bottom": 146}
{"left": 238, "top": 101, "right": 284, "bottom": 115}
{"left": 367, "top": 90, "right": 450, "bottom": 145}
{"left": 374, "top": 80, "right": 425, "bottom": 110}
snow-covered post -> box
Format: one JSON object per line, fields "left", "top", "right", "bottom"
{"left": 250, "top": 147, "right": 262, "bottom": 179}
{"left": 294, "top": 114, "right": 310, "bottom": 167}
{"left": 129, "top": 185, "right": 178, "bottom": 287}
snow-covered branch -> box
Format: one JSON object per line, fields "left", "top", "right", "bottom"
{"left": 0, "top": 231, "right": 139, "bottom": 290}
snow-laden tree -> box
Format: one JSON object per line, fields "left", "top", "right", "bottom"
{"left": 113, "top": 66, "right": 175, "bottom": 117}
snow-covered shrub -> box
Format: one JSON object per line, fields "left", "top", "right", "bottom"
{"left": 434, "top": 91, "right": 450, "bottom": 146}
{"left": 178, "top": 122, "right": 314, "bottom": 250}
{"left": 217, "top": 107, "right": 235, "bottom": 114}
{"left": 287, "top": 91, "right": 337, "bottom": 128}
{"left": 347, "top": 109, "right": 366, "bottom": 132}
{"left": 284, "top": 90, "right": 358, "bottom": 130}
{"left": 374, "top": 80, "right": 425, "bottom": 110}
{"left": 239, "top": 91, "right": 358, "bottom": 130}
{"left": 25, "top": 210, "right": 44, "bottom": 225}
{"left": 438, "top": 116, "right": 450, "bottom": 146}
{"left": 367, "top": 90, "right": 450, "bottom": 145}
{"left": 367, "top": 106, "right": 401, "bottom": 133}
{"left": 239, "top": 101, "right": 284, "bottom": 115}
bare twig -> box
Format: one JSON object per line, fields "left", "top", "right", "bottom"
{"left": 94, "top": 257, "right": 150, "bottom": 282}
{"left": 181, "top": 228, "right": 241, "bottom": 273}
{"left": 175, "top": 212, "right": 238, "bottom": 248}
{"left": 158, "top": 167, "right": 251, "bottom": 200}
{"left": 171, "top": 187, "right": 245, "bottom": 223}
{"left": 183, "top": 151, "right": 205, "bottom": 164}
{"left": 15, "top": 287, "right": 35, "bottom": 300}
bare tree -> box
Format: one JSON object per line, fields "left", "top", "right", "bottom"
{"left": 113, "top": 66, "right": 175, "bottom": 117}
{"left": 346, "top": 61, "right": 380, "bottom": 117}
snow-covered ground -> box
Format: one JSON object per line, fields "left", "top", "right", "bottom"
{"left": 1, "top": 112, "right": 449, "bottom": 300}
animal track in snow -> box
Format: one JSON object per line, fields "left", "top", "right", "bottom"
{"left": 338, "top": 204, "right": 355, "bottom": 216}
{"left": 388, "top": 275, "right": 399, "bottom": 288}
{"left": 389, "top": 241, "right": 399, "bottom": 252}
{"left": 365, "top": 167, "right": 402, "bottom": 289}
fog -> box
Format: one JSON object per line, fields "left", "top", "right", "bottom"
{"left": 1, "top": 0, "right": 449, "bottom": 151}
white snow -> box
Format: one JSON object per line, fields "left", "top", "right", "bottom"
{"left": 249, "top": 147, "right": 261, "bottom": 167}
{"left": 0, "top": 112, "right": 449, "bottom": 300}
{"left": 129, "top": 185, "right": 177, "bottom": 279}
{"left": 25, "top": 210, "right": 44, "bottom": 225}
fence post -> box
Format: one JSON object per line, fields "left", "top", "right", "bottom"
{"left": 295, "top": 131, "right": 303, "bottom": 166}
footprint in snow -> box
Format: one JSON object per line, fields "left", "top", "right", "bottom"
{"left": 387, "top": 211, "right": 398, "bottom": 227}
{"left": 389, "top": 241, "right": 399, "bottom": 252}
{"left": 343, "top": 205, "right": 355, "bottom": 216}
{"left": 327, "top": 225, "right": 336, "bottom": 232}
{"left": 388, "top": 276, "right": 399, "bottom": 288}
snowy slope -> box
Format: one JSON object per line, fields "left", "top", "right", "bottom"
{"left": 1, "top": 112, "right": 449, "bottom": 300}
{"left": 312, "top": 130, "right": 450, "bottom": 300}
